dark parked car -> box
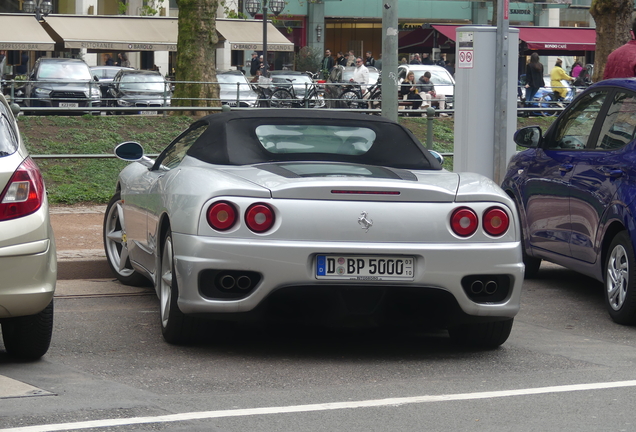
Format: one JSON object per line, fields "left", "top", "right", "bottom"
{"left": 106, "top": 69, "right": 171, "bottom": 115}
{"left": 90, "top": 65, "right": 134, "bottom": 98}
{"left": 17, "top": 58, "right": 101, "bottom": 112}
{"left": 502, "top": 78, "right": 636, "bottom": 324}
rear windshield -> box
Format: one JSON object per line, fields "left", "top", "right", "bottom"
{"left": 255, "top": 125, "right": 375, "bottom": 156}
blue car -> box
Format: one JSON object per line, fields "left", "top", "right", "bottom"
{"left": 502, "top": 78, "right": 636, "bottom": 325}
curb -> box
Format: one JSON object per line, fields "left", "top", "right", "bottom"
{"left": 57, "top": 249, "right": 114, "bottom": 281}
{"left": 50, "top": 206, "right": 114, "bottom": 280}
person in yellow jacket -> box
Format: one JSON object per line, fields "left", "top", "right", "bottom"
{"left": 550, "top": 58, "right": 573, "bottom": 100}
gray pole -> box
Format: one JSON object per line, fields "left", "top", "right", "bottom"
{"left": 381, "top": 0, "right": 398, "bottom": 122}
{"left": 493, "top": 0, "right": 509, "bottom": 184}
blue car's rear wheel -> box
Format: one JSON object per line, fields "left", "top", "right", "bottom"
{"left": 605, "top": 231, "right": 636, "bottom": 324}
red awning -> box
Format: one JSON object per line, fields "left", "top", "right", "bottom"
{"left": 398, "top": 26, "right": 456, "bottom": 52}
{"left": 518, "top": 27, "right": 596, "bottom": 51}
{"left": 432, "top": 25, "right": 461, "bottom": 42}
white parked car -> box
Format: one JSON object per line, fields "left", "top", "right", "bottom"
{"left": 0, "top": 94, "right": 56, "bottom": 359}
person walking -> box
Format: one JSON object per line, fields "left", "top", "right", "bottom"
{"left": 524, "top": 52, "right": 544, "bottom": 105}
{"left": 364, "top": 51, "right": 375, "bottom": 67}
{"left": 349, "top": 57, "right": 369, "bottom": 92}
{"left": 550, "top": 58, "right": 573, "bottom": 101}
{"left": 249, "top": 52, "right": 260, "bottom": 76}
{"left": 603, "top": 19, "right": 636, "bottom": 79}
{"left": 336, "top": 51, "right": 347, "bottom": 67}
{"left": 400, "top": 71, "right": 423, "bottom": 115}
{"left": 346, "top": 50, "right": 356, "bottom": 67}
{"left": 117, "top": 53, "right": 130, "bottom": 68}
{"left": 322, "top": 49, "right": 334, "bottom": 79}
{"left": 374, "top": 53, "right": 382, "bottom": 71}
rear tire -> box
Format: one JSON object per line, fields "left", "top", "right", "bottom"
{"left": 448, "top": 319, "right": 513, "bottom": 349}
{"left": 270, "top": 89, "right": 294, "bottom": 108}
{"left": 2, "top": 300, "right": 54, "bottom": 360}
{"left": 159, "top": 228, "right": 198, "bottom": 344}
{"left": 340, "top": 90, "right": 361, "bottom": 109}
{"left": 604, "top": 231, "right": 636, "bottom": 324}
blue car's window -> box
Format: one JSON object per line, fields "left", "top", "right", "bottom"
{"left": 595, "top": 92, "right": 636, "bottom": 150}
{"left": 159, "top": 124, "right": 207, "bottom": 169}
{"left": 551, "top": 91, "right": 607, "bottom": 150}
{"left": 255, "top": 125, "right": 376, "bottom": 155}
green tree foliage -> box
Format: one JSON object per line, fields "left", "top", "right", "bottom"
{"left": 294, "top": 46, "right": 322, "bottom": 73}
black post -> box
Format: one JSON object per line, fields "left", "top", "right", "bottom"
{"left": 262, "top": 1, "right": 269, "bottom": 74}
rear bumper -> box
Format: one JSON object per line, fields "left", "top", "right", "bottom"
{"left": 0, "top": 206, "right": 57, "bottom": 319}
{"left": 172, "top": 233, "right": 523, "bottom": 321}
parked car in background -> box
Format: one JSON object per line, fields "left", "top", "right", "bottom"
{"left": 325, "top": 66, "right": 380, "bottom": 107}
{"left": 267, "top": 70, "right": 325, "bottom": 108}
{"left": 397, "top": 64, "right": 455, "bottom": 109}
{"left": 90, "top": 65, "right": 134, "bottom": 98}
{"left": 217, "top": 70, "right": 259, "bottom": 108}
{"left": 106, "top": 69, "right": 170, "bottom": 115}
{"left": 502, "top": 78, "right": 636, "bottom": 325}
{"left": 0, "top": 93, "right": 56, "bottom": 359}
{"left": 17, "top": 58, "right": 101, "bottom": 113}
{"left": 104, "top": 109, "right": 523, "bottom": 348}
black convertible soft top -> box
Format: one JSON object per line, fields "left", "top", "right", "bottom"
{"left": 184, "top": 110, "right": 441, "bottom": 170}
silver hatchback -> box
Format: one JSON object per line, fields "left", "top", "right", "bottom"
{"left": 0, "top": 93, "right": 56, "bottom": 359}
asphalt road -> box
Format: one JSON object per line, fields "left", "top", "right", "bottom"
{"left": 1, "top": 263, "right": 636, "bottom": 431}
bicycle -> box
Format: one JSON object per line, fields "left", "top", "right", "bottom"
{"left": 338, "top": 83, "right": 364, "bottom": 109}
{"left": 267, "top": 72, "right": 325, "bottom": 108}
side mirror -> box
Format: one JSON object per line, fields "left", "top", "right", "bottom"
{"left": 10, "top": 103, "right": 21, "bottom": 116}
{"left": 93, "top": 75, "right": 100, "bottom": 82}
{"left": 428, "top": 150, "right": 444, "bottom": 165}
{"left": 514, "top": 126, "right": 542, "bottom": 148}
{"left": 114, "top": 141, "right": 154, "bottom": 169}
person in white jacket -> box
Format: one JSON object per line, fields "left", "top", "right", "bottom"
{"left": 349, "top": 57, "right": 369, "bottom": 93}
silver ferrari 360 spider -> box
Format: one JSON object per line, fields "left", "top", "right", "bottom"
{"left": 104, "top": 110, "right": 523, "bottom": 348}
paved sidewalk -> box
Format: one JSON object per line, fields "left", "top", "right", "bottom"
{"left": 50, "top": 205, "right": 114, "bottom": 280}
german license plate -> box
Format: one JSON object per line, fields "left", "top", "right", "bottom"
{"left": 140, "top": 111, "right": 158, "bottom": 115}
{"left": 316, "top": 255, "right": 415, "bottom": 281}
{"left": 59, "top": 102, "right": 78, "bottom": 108}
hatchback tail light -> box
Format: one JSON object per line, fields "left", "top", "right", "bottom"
{"left": 483, "top": 207, "right": 510, "bottom": 237}
{"left": 0, "top": 157, "right": 45, "bottom": 221}
{"left": 245, "top": 203, "right": 275, "bottom": 233}
{"left": 450, "top": 207, "right": 478, "bottom": 237}
{"left": 207, "top": 201, "right": 238, "bottom": 231}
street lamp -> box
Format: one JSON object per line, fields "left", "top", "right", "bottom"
{"left": 245, "top": 0, "right": 285, "bottom": 75}
{"left": 23, "top": 0, "right": 53, "bottom": 21}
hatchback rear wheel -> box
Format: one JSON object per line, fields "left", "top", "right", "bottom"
{"left": 1, "top": 300, "right": 54, "bottom": 360}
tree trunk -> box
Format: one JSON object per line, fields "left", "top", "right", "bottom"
{"left": 174, "top": 0, "right": 220, "bottom": 116}
{"left": 590, "top": 0, "right": 633, "bottom": 82}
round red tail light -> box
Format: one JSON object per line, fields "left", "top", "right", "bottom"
{"left": 245, "top": 203, "right": 275, "bottom": 233}
{"left": 450, "top": 207, "right": 478, "bottom": 237}
{"left": 207, "top": 201, "right": 237, "bottom": 231}
{"left": 483, "top": 207, "right": 510, "bottom": 236}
